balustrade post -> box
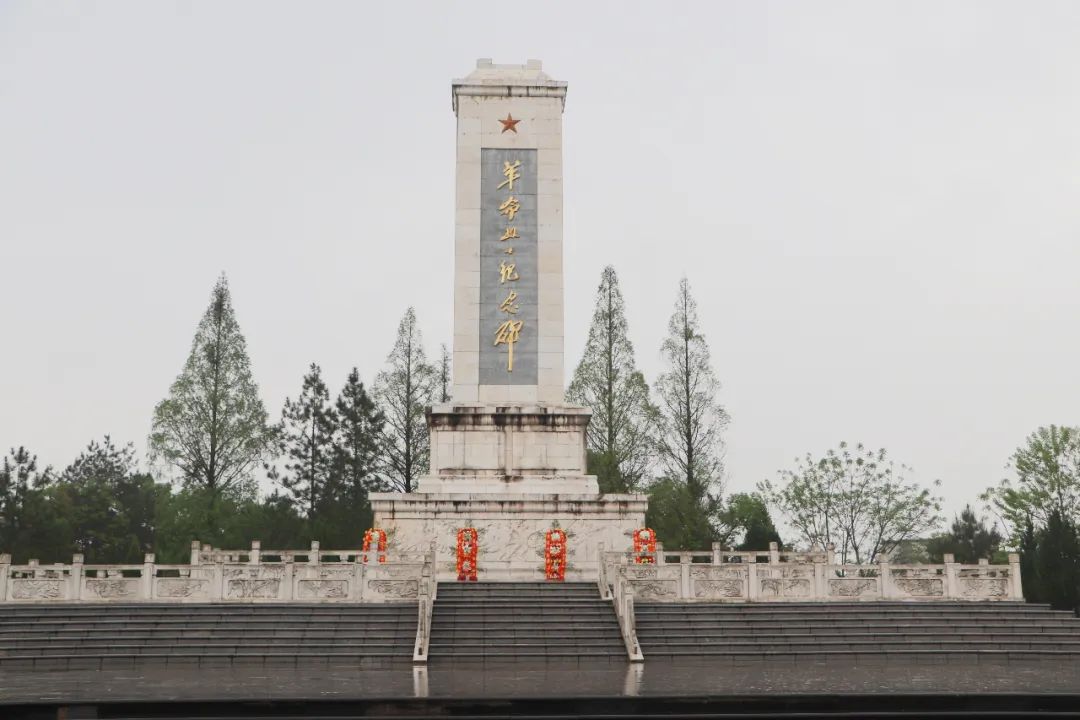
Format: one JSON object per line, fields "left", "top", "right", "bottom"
{"left": 0, "top": 553, "right": 9, "bottom": 602}
{"left": 943, "top": 553, "right": 958, "bottom": 599}
{"left": 712, "top": 542, "right": 722, "bottom": 565}
{"left": 747, "top": 554, "right": 759, "bottom": 602}
{"left": 1008, "top": 552, "right": 1023, "bottom": 600}
{"left": 143, "top": 554, "right": 155, "bottom": 600}
{"left": 680, "top": 552, "right": 691, "bottom": 599}
{"left": 190, "top": 540, "right": 201, "bottom": 566}
{"left": 656, "top": 543, "right": 665, "bottom": 565}
{"left": 309, "top": 541, "right": 320, "bottom": 566}
{"left": 70, "top": 554, "right": 83, "bottom": 601}
{"left": 28, "top": 559, "right": 39, "bottom": 579}
{"left": 769, "top": 541, "right": 780, "bottom": 565}
{"left": 250, "top": 540, "right": 261, "bottom": 565}
{"left": 813, "top": 554, "right": 826, "bottom": 600}
{"left": 878, "top": 561, "right": 891, "bottom": 600}
{"left": 596, "top": 542, "right": 608, "bottom": 598}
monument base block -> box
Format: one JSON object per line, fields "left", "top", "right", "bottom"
{"left": 370, "top": 492, "right": 647, "bottom": 581}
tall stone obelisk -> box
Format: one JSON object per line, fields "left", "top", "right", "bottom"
{"left": 371, "top": 60, "right": 647, "bottom": 581}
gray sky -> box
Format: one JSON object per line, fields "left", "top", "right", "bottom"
{"left": 2, "top": 1, "right": 1078, "bottom": 521}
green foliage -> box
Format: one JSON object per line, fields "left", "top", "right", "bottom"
{"left": 761, "top": 442, "right": 943, "bottom": 564}
{"left": 374, "top": 307, "right": 436, "bottom": 493}
{"left": 0, "top": 447, "right": 54, "bottom": 556}
{"left": 655, "top": 277, "right": 729, "bottom": 501}
{"left": 983, "top": 425, "right": 1080, "bottom": 542}
{"left": 926, "top": 505, "right": 1004, "bottom": 564}
{"left": 644, "top": 477, "right": 718, "bottom": 550}
{"left": 271, "top": 364, "right": 337, "bottom": 523}
{"left": 567, "top": 266, "right": 658, "bottom": 493}
{"left": 1025, "top": 510, "right": 1080, "bottom": 612}
{"left": 717, "top": 493, "right": 783, "bottom": 551}
{"left": 149, "top": 274, "right": 275, "bottom": 511}
{"left": 437, "top": 345, "right": 451, "bottom": 404}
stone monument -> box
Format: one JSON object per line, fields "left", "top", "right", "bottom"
{"left": 370, "top": 60, "right": 648, "bottom": 581}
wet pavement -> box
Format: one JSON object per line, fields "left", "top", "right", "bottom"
{"left": 1, "top": 657, "right": 1079, "bottom": 705}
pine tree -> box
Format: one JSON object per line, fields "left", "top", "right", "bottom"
{"left": 1019, "top": 516, "right": 1039, "bottom": 603}
{"left": 0, "top": 447, "right": 54, "bottom": 553}
{"left": 1035, "top": 510, "right": 1080, "bottom": 612}
{"left": 437, "top": 344, "right": 451, "bottom": 404}
{"left": 320, "top": 368, "right": 385, "bottom": 543}
{"left": 655, "top": 277, "right": 730, "bottom": 501}
{"left": 373, "top": 308, "right": 436, "bottom": 493}
{"left": 59, "top": 436, "right": 162, "bottom": 563}
{"left": 567, "top": 266, "right": 657, "bottom": 493}
{"left": 273, "top": 364, "right": 337, "bottom": 524}
{"left": 149, "top": 274, "right": 274, "bottom": 524}
{"left": 926, "top": 505, "right": 1003, "bottom": 563}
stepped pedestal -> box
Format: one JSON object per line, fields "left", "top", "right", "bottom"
{"left": 371, "top": 404, "right": 647, "bottom": 581}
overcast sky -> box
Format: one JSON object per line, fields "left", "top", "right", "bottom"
{"left": 1, "top": 1, "right": 1078, "bottom": 520}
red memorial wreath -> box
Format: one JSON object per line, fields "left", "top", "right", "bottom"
{"left": 545, "top": 528, "right": 567, "bottom": 581}
{"left": 633, "top": 527, "right": 657, "bottom": 564}
{"left": 456, "top": 528, "right": 479, "bottom": 582}
{"left": 362, "top": 528, "right": 387, "bottom": 564}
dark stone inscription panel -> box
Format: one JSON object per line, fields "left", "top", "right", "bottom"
{"left": 479, "top": 148, "right": 538, "bottom": 385}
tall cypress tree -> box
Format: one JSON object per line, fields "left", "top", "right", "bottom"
{"left": 655, "top": 277, "right": 730, "bottom": 501}
{"left": 436, "top": 344, "right": 451, "bottom": 404}
{"left": 374, "top": 308, "right": 436, "bottom": 493}
{"left": 567, "top": 266, "right": 657, "bottom": 493}
{"left": 149, "top": 274, "right": 274, "bottom": 531}
{"left": 272, "top": 364, "right": 337, "bottom": 525}
{"left": 0, "top": 447, "right": 54, "bottom": 555}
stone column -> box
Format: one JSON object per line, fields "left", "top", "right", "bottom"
{"left": 0, "top": 553, "right": 9, "bottom": 602}
{"left": 1008, "top": 552, "right": 1023, "bottom": 600}
{"left": 943, "top": 553, "right": 958, "bottom": 599}
{"left": 143, "top": 554, "right": 155, "bottom": 600}
{"left": 71, "top": 554, "right": 84, "bottom": 601}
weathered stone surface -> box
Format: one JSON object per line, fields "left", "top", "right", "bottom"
{"left": 10, "top": 580, "right": 62, "bottom": 600}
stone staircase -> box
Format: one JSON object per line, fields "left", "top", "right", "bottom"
{"left": 635, "top": 601, "right": 1080, "bottom": 661}
{"left": 429, "top": 582, "right": 626, "bottom": 663}
{"left": 0, "top": 603, "right": 417, "bottom": 669}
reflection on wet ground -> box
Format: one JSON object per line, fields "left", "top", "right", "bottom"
{"left": 2, "top": 658, "right": 1080, "bottom": 704}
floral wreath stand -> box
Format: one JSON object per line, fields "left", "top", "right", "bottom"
{"left": 362, "top": 528, "right": 387, "bottom": 564}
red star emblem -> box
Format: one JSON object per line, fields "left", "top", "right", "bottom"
{"left": 499, "top": 114, "right": 521, "bottom": 134}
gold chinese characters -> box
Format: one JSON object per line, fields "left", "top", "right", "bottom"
{"left": 493, "top": 154, "right": 525, "bottom": 372}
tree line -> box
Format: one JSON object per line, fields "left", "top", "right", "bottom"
{"left": 2, "top": 271, "right": 1079, "bottom": 612}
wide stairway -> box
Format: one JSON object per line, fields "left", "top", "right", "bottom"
{"left": 429, "top": 582, "right": 626, "bottom": 663}
{"left": 636, "top": 601, "right": 1080, "bottom": 661}
{"left": 0, "top": 603, "right": 417, "bottom": 669}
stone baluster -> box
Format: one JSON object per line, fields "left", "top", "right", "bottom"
{"left": 309, "top": 541, "right": 320, "bottom": 566}
{"left": 190, "top": 540, "right": 201, "bottom": 566}
{"left": 69, "top": 554, "right": 83, "bottom": 601}
{"left": 747, "top": 553, "right": 759, "bottom": 601}
{"left": 143, "top": 554, "right": 155, "bottom": 600}
{"left": 680, "top": 551, "right": 691, "bottom": 599}
{"left": 596, "top": 542, "right": 608, "bottom": 598}
{"left": 250, "top": 540, "right": 261, "bottom": 565}
{"left": 812, "top": 552, "right": 826, "bottom": 600}
{"left": 943, "top": 553, "right": 958, "bottom": 599}
{"left": 656, "top": 542, "right": 665, "bottom": 565}
{"left": 0, "top": 553, "right": 9, "bottom": 602}
{"left": 711, "top": 542, "right": 722, "bottom": 566}
{"left": 28, "top": 559, "right": 38, "bottom": 579}
{"left": 1008, "top": 553, "right": 1023, "bottom": 600}
{"left": 768, "top": 541, "right": 780, "bottom": 565}
{"left": 878, "top": 560, "right": 891, "bottom": 600}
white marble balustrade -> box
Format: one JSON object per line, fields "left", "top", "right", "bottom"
{"left": 598, "top": 542, "right": 1023, "bottom": 603}
{"left": 0, "top": 540, "right": 432, "bottom": 604}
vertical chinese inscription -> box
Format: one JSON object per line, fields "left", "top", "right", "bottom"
{"left": 480, "top": 148, "right": 537, "bottom": 384}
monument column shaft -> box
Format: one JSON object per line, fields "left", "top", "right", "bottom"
{"left": 451, "top": 60, "right": 566, "bottom": 405}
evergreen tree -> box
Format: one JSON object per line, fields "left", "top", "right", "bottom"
{"left": 717, "top": 493, "right": 783, "bottom": 551}
{"left": 655, "top": 277, "right": 730, "bottom": 501}
{"left": 58, "top": 436, "right": 163, "bottom": 563}
{"left": 926, "top": 504, "right": 1003, "bottom": 563}
{"left": 567, "top": 266, "right": 657, "bottom": 493}
{"left": 0, "top": 447, "right": 54, "bottom": 556}
{"left": 645, "top": 477, "right": 718, "bottom": 550}
{"left": 272, "top": 364, "right": 337, "bottom": 524}
{"left": 149, "top": 274, "right": 274, "bottom": 531}
{"left": 320, "top": 368, "right": 384, "bottom": 544}
{"left": 437, "top": 344, "right": 451, "bottom": 404}
{"left": 374, "top": 308, "right": 436, "bottom": 493}
{"left": 1035, "top": 510, "right": 1080, "bottom": 612}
